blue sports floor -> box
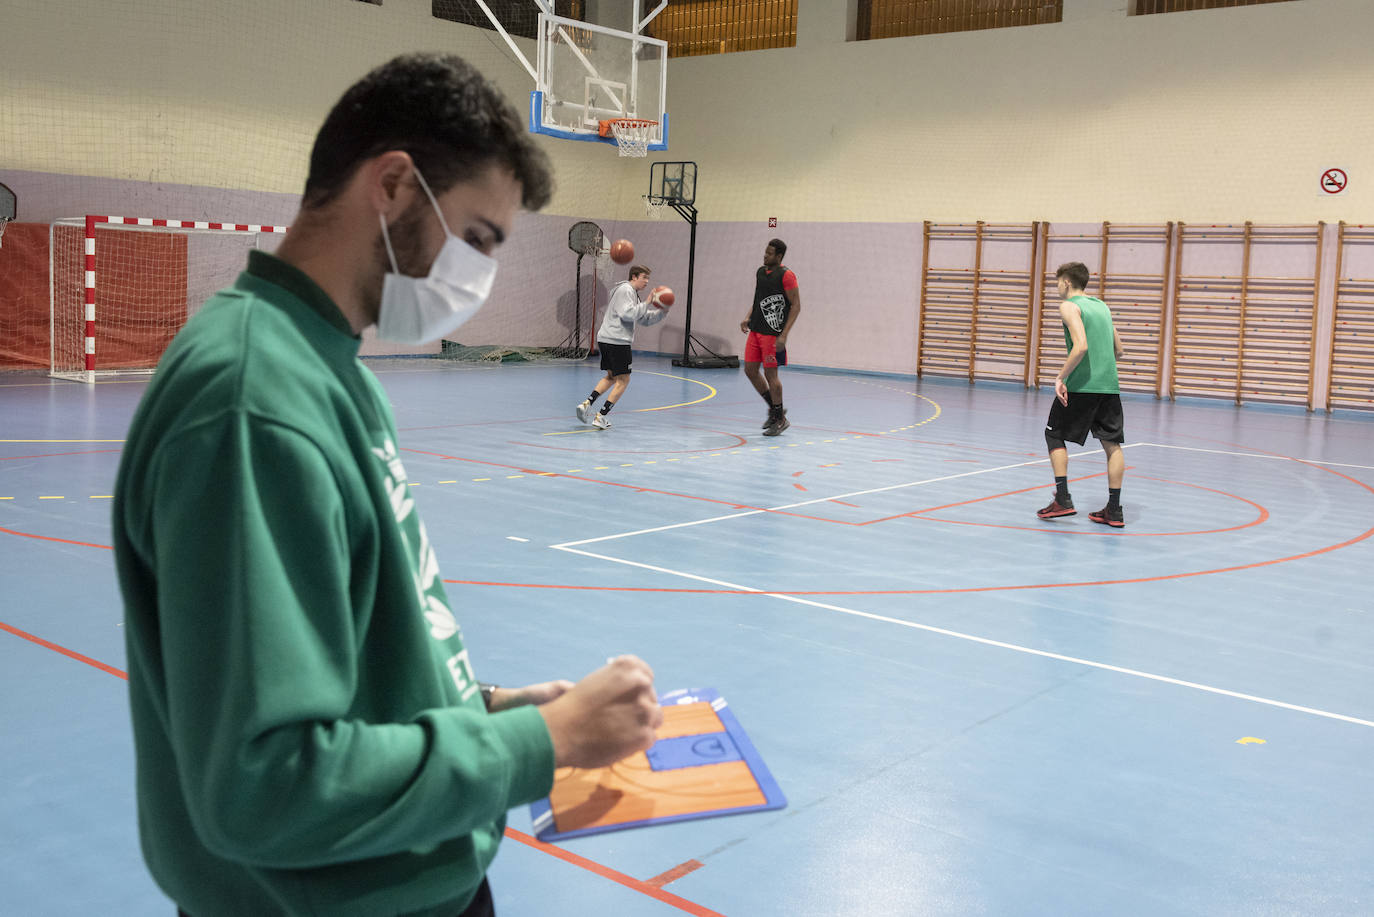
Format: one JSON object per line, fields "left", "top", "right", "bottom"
{"left": 2, "top": 356, "right": 1372, "bottom": 916}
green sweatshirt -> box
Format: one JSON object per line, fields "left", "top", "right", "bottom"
{"left": 113, "top": 251, "right": 554, "bottom": 916}
{"left": 1062, "top": 294, "right": 1120, "bottom": 394}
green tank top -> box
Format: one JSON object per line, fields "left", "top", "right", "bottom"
{"left": 1062, "top": 295, "right": 1119, "bottom": 394}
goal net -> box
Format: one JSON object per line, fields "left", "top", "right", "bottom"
{"left": 438, "top": 219, "right": 612, "bottom": 363}
{"left": 50, "top": 216, "right": 285, "bottom": 383}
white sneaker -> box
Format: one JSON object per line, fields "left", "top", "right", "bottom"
{"left": 592, "top": 413, "right": 611, "bottom": 430}
{"left": 576, "top": 400, "right": 591, "bottom": 423}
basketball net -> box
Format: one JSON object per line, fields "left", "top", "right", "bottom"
{"left": 607, "top": 118, "right": 656, "bottom": 158}
{"left": 0, "top": 218, "right": 8, "bottom": 250}
{"left": 642, "top": 195, "right": 665, "bottom": 221}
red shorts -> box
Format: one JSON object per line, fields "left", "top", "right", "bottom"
{"left": 744, "top": 331, "right": 787, "bottom": 368}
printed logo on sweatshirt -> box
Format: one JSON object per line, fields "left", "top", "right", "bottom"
{"left": 372, "top": 436, "right": 479, "bottom": 702}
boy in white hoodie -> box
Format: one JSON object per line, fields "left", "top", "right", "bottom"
{"left": 576, "top": 264, "right": 669, "bottom": 429}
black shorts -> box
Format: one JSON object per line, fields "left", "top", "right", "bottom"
{"left": 598, "top": 342, "right": 632, "bottom": 375}
{"left": 1046, "top": 392, "right": 1125, "bottom": 446}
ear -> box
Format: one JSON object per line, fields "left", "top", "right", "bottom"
{"left": 366, "top": 151, "right": 418, "bottom": 221}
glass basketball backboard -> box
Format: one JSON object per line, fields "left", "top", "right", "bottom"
{"left": 648, "top": 161, "right": 695, "bottom": 205}
{"left": 530, "top": 13, "right": 668, "bottom": 151}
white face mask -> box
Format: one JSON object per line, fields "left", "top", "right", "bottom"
{"left": 375, "top": 166, "right": 499, "bottom": 345}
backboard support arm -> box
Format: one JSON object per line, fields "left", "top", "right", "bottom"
{"left": 472, "top": 0, "right": 537, "bottom": 82}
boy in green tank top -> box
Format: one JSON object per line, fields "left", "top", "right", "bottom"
{"left": 1036, "top": 262, "right": 1128, "bottom": 527}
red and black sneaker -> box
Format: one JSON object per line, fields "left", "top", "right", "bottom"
{"left": 1036, "top": 495, "right": 1076, "bottom": 519}
{"left": 1088, "top": 505, "right": 1125, "bottom": 528}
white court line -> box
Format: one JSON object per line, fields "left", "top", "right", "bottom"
{"left": 554, "top": 445, "right": 1123, "bottom": 549}
{"left": 1140, "top": 442, "right": 1374, "bottom": 471}
{"left": 550, "top": 441, "right": 1374, "bottom": 729}
{"left": 554, "top": 543, "right": 1374, "bottom": 730}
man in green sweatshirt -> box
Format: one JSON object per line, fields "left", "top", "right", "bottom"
{"left": 113, "top": 53, "right": 662, "bottom": 917}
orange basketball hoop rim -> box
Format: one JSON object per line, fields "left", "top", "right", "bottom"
{"left": 598, "top": 118, "right": 659, "bottom": 157}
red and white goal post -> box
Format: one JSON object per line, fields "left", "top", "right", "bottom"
{"left": 49, "top": 215, "right": 288, "bottom": 383}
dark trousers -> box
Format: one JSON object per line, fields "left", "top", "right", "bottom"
{"left": 178, "top": 877, "right": 495, "bottom": 917}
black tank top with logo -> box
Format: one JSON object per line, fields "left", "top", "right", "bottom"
{"left": 750, "top": 266, "right": 791, "bottom": 335}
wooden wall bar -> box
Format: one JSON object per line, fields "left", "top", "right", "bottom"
{"left": 919, "top": 221, "right": 1040, "bottom": 384}
{"left": 918, "top": 219, "right": 1365, "bottom": 410}
{"left": 1037, "top": 222, "right": 1173, "bottom": 396}
{"left": 1167, "top": 222, "right": 1323, "bottom": 407}
{"left": 1327, "top": 222, "right": 1374, "bottom": 411}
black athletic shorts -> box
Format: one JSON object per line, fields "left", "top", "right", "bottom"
{"left": 599, "top": 342, "right": 632, "bottom": 375}
{"left": 1046, "top": 392, "right": 1125, "bottom": 446}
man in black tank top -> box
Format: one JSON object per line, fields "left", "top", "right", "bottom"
{"left": 739, "top": 238, "right": 801, "bottom": 435}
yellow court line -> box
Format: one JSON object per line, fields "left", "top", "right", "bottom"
{"left": 846, "top": 379, "right": 942, "bottom": 428}
{"left": 630, "top": 371, "right": 718, "bottom": 412}
{"left": 1, "top": 439, "right": 126, "bottom": 443}
{"left": 541, "top": 372, "right": 715, "bottom": 434}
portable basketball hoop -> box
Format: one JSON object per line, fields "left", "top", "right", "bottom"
{"left": 560, "top": 220, "right": 610, "bottom": 360}
{"left": 600, "top": 118, "right": 658, "bottom": 158}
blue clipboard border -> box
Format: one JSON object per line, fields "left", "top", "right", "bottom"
{"left": 530, "top": 688, "right": 786, "bottom": 842}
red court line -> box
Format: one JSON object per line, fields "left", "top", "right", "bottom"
{"left": 509, "top": 427, "right": 749, "bottom": 454}
{"left": 646, "top": 859, "right": 707, "bottom": 888}
{"left": 862, "top": 470, "right": 1115, "bottom": 525}
{"left": 448, "top": 458, "right": 1369, "bottom": 593}
{"left": 0, "top": 622, "right": 722, "bottom": 916}
{"left": 0, "top": 525, "right": 113, "bottom": 550}
{"left": 0, "top": 620, "right": 128, "bottom": 680}
{"left": 898, "top": 474, "right": 1269, "bottom": 537}
{"left": 7, "top": 452, "right": 1367, "bottom": 596}
{"left": 452, "top": 509, "right": 1371, "bottom": 595}
{"left": 0, "top": 449, "right": 124, "bottom": 461}
{"left": 503, "top": 829, "right": 723, "bottom": 916}
{"left": 401, "top": 448, "right": 837, "bottom": 521}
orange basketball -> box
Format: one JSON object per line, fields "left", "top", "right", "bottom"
{"left": 609, "top": 239, "right": 634, "bottom": 264}
{"left": 652, "top": 285, "right": 675, "bottom": 308}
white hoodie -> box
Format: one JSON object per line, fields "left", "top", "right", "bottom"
{"left": 595, "top": 280, "right": 668, "bottom": 345}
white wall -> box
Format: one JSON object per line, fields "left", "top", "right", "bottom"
{"left": 0, "top": 0, "right": 634, "bottom": 219}
{"left": 644, "top": 0, "right": 1374, "bottom": 224}
{"left": 6, "top": 0, "right": 1369, "bottom": 222}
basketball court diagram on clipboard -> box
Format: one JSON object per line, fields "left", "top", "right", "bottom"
{"left": 530, "top": 688, "right": 786, "bottom": 842}
{"left": 470, "top": 0, "right": 669, "bottom": 156}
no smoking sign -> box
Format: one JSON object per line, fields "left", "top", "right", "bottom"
{"left": 1321, "top": 168, "right": 1348, "bottom": 195}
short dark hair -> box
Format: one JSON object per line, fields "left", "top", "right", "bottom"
{"left": 768, "top": 238, "right": 787, "bottom": 260}
{"left": 302, "top": 52, "right": 553, "bottom": 211}
{"left": 1056, "top": 262, "right": 1090, "bottom": 291}
{"left": 629, "top": 265, "right": 651, "bottom": 280}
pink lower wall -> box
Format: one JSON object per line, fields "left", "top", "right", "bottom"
{"left": 5, "top": 168, "right": 1371, "bottom": 411}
